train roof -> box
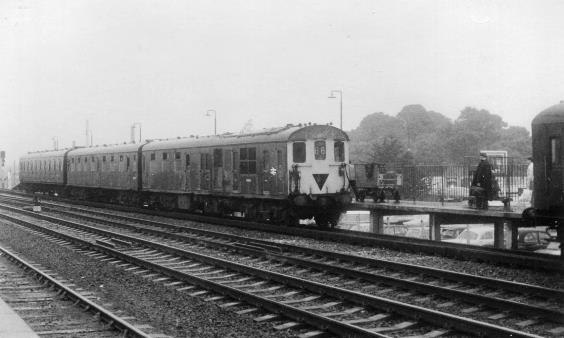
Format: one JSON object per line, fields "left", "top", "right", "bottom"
{"left": 20, "top": 149, "right": 73, "bottom": 160}
{"left": 532, "top": 101, "right": 564, "bottom": 125}
{"left": 142, "top": 124, "right": 349, "bottom": 152}
{"left": 68, "top": 143, "right": 142, "bottom": 156}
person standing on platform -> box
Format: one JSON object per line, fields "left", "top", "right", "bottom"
{"left": 472, "top": 152, "right": 493, "bottom": 209}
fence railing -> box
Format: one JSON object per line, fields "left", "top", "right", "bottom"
{"left": 351, "top": 157, "right": 529, "bottom": 204}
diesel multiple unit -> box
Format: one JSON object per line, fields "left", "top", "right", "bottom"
{"left": 19, "top": 124, "right": 353, "bottom": 227}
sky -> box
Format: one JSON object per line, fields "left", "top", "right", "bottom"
{"left": 1, "top": 0, "right": 564, "bottom": 166}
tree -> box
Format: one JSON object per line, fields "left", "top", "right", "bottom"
{"left": 490, "top": 126, "right": 531, "bottom": 158}
{"left": 348, "top": 112, "right": 404, "bottom": 162}
{"left": 449, "top": 107, "right": 507, "bottom": 156}
{"left": 349, "top": 105, "right": 530, "bottom": 164}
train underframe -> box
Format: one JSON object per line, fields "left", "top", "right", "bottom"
{"left": 16, "top": 183, "right": 350, "bottom": 227}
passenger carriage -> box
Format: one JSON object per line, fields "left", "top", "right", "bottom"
{"left": 19, "top": 149, "right": 70, "bottom": 194}
{"left": 66, "top": 144, "right": 141, "bottom": 202}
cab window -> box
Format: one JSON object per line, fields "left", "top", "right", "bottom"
{"left": 334, "top": 141, "right": 345, "bottom": 162}
{"left": 293, "top": 142, "right": 306, "bottom": 163}
{"left": 314, "top": 140, "right": 326, "bottom": 160}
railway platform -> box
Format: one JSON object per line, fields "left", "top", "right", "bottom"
{"left": 349, "top": 198, "right": 532, "bottom": 250}
{"left": 0, "top": 296, "right": 39, "bottom": 337}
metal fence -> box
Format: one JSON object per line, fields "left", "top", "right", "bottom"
{"left": 355, "top": 157, "right": 529, "bottom": 203}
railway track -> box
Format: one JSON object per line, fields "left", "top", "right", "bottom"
{"left": 0, "top": 199, "right": 561, "bottom": 337}
{"left": 1, "top": 190, "right": 561, "bottom": 273}
{"left": 0, "top": 245, "right": 162, "bottom": 337}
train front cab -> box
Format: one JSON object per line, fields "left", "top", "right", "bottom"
{"left": 287, "top": 125, "right": 352, "bottom": 226}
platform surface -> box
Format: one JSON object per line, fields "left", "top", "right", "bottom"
{"left": 0, "top": 296, "right": 39, "bottom": 337}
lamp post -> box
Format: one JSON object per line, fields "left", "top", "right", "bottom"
{"left": 131, "top": 122, "right": 142, "bottom": 143}
{"left": 328, "top": 90, "right": 343, "bottom": 129}
{"left": 206, "top": 110, "right": 217, "bottom": 135}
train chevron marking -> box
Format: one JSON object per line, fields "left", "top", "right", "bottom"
{"left": 312, "top": 174, "right": 328, "bottom": 190}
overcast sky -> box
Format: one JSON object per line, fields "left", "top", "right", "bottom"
{"left": 1, "top": 0, "right": 564, "bottom": 164}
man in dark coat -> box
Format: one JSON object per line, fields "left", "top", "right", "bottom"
{"left": 472, "top": 152, "right": 493, "bottom": 209}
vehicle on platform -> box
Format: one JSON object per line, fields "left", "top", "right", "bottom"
{"left": 17, "top": 124, "right": 353, "bottom": 227}
{"left": 349, "top": 162, "right": 402, "bottom": 202}
{"left": 522, "top": 101, "right": 564, "bottom": 256}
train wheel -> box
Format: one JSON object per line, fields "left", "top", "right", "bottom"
{"left": 315, "top": 214, "right": 330, "bottom": 228}
{"left": 328, "top": 213, "right": 341, "bottom": 228}
{"left": 282, "top": 209, "right": 299, "bottom": 226}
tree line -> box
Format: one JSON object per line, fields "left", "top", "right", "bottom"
{"left": 348, "top": 104, "right": 531, "bottom": 164}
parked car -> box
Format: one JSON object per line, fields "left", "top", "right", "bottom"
{"left": 404, "top": 227, "right": 430, "bottom": 239}
{"left": 515, "top": 228, "right": 550, "bottom": 251}
{"left": 445, "top": 226, "right": 550, "bottom": 250}
{"left": 535, "top": 241, "right": 561, "bottom": 256}
{"left": 440, "top": 225, "right": 468, "bottom": 240}
{"left": 443, "top": 226, "right": 494, "bottom": 246}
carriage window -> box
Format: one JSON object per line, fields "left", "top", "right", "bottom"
{"left": 175, "top": 152, "right": 181, "bottom": 160}
{"left": 550, "top": 137, "right": 560, "bottom": 164}
{"left": 150, "top": 153, "right": 155, "bottom": 161}
{"left": 240, "top": 147, "right": 256, "bottom": 174}
{"left": 102, "top": 156, "right": 106, "bottom": 162}
{"left": 214, "top": 149, "right": 223, "bottom": 167}
{"left": 334, "top": 141, "right": 345, "bottom": 162}
{"left": 162, "top": 152, "right": 168, "bottom": 160}
{"left": 185, "top": 154, "right": 190, "bottom": 167}
{"left": 126, "top": 157, "right": 130, "bottom": 170}
{"left": 120, "top": 155, "right": 123, "bottom": 162}
{"left": 111, "top": 156, "right": 114, "bottom": 162}
{"left": 293, "top": 142, "right": 306, "bottom": 163}
{"left": 314, "top": 140, "right": 326, "bottom": 160}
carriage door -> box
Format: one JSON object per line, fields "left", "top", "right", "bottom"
{"left": 213, "top": 149, "right": 223, "bottom": 191}
{"left": 200, "top": 153, "right": 212, "bottom": 191}
{"left": 224, "top": 150, "right": 233, "bottom": 192}
{"left": 262, "top": 150, "right": 272, "bottom": 195}
{"left": 276, "top": 149, "right": 286, "bottom": 195}
{"left": 184, "top": 154, "right": 191, "bottom": 191}
{"left": 240, "top": 147, "right": 257, "bottom": 194}
{"left": 232, "top": 150, "right": 240, "bottom": 192}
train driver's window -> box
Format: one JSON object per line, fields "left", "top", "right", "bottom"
{"left": 550, "top": 137, "right": 560, "bottom": 164}
{"left": 334, "top": 141, "right": 345, "bottom": 162}
{"left": 293, "top": 142, "right": 306, "bottom": 163}
{"left": 314, "top": 141, "right": 326, "bottom": 160}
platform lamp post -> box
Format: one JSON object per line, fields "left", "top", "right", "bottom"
{"left": 131, "top": 122, "right": 142, "bottom": 143}
{"left": 206, "top": 109, "right": 217, "bottom": 135}
{"left": 328, "top": 90, "right": 343, "bottom": 129}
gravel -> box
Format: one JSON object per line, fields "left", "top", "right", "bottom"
{"left": 0, "top": 221, "right": 298, "bottom": 338}
{"left": 91, "top": 208, "right": 563, "bottom": 290}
